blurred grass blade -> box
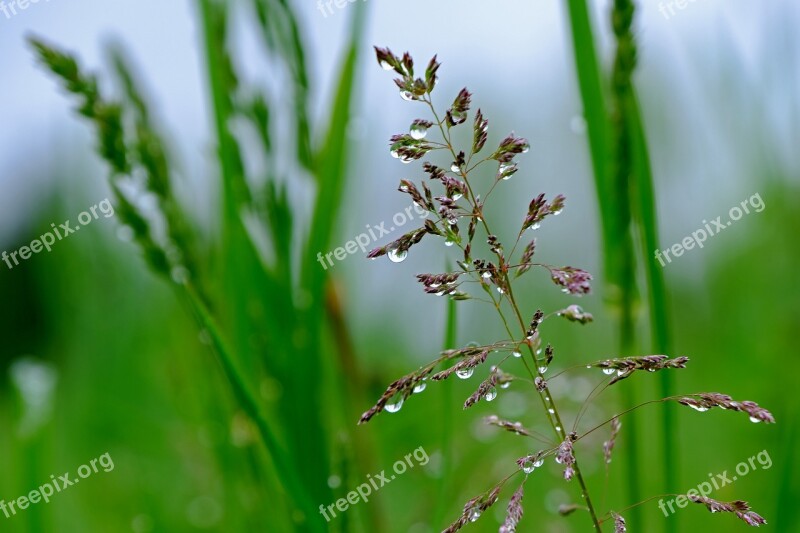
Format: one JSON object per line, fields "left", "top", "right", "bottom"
{"left": 303, "top": 2, "right": 368, "bottom": 290}
{"left": 180, "top": 282, "right": 324, "bottom": 530}
{"left": 250, "top": 0, "right": 313, "bottom": 169}
{"left": 628, "top": 88, "right": 678, "bottom": 506}
{"left": 434, "top": 287, "right": 457, "bottom": 527}
{"left": 561, "top": 0, "right": 615, "bottom": 283}
{"left": 561, "top": 0, "right": 643, "bottom": 525}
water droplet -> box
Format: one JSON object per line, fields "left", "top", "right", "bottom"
{"left": 531, "top": 222, "right": 541, "bottom": 230}
{"left": 522, "top": 460, "right": 535, "bottom": 474}
{"left": 552, "top": 207, "right": 564, "bottom": 216}
{"left": 548, "top": 408, "right": 555, "bottom": 414}
{"left": 688, "top": 404, "right": 709, "bottom": 412}
{"left": 385, "top": 392, "right": 404, "bottom": 413}
{"left": 538, "top": 366, "right": 548, "bottom": 374}
{"left": 444, "top": 238, "right": 455, "bottom": 247}
{"left": 570, "top": 115, "right": 587, "bottom": 135}
{"left": 171, "top": 266, "right": 190, "bottom": 285}
{"left": 521, "top": 143, "right": 530, "bottom": 153}
{"left": 456, "top": 367, "right": 474, "bottom": 379}
{"left": 379, "top": 60, "right": 393, "bottom": 71}
{"left": 499, "top": 163, "right": 518, "bottom": 180}
{"left": 602, "top": 368, "right": 615, "bottom": 375}
{"left": 399, "top": 184, "right": 409, "bottom": 192}
{"left": 410, "top": 123, "right": 428, "bottom": 140}
{"left": 586, "top": 365, "right": 592, "bottom": 369}
{"left": 400, "top": 91, "right": 414, "bottom": 101}
{"left": 387, "top": 247, "right": 407, "bottom": 263}
{"left": 533, "top": 459, "right": 544, "bottom": 468}
{"left": 450, "top": 163, "right": 461, "bottom": 173}
{"left": 198, "top": 329, "right": 212, "bottom": 345}
{"left": 468, "top": 507, "right": 481, "bottom": 522}
{"left": 390, "top": 149, "right": 399, "bottom": 159}
{"left": 512, "top": 351, "right": 522, "bottom": 358}
{"left": 413, "top": 380, "right": 427, "bottom": 394}
{"left": 544, "top": 396, "right": 550, "bottom": 402}
{"left": 451, "top": 193, "right": 463, "bottom": 201}
{"left": 497, "top": 287, "right": 505, "bottom": 294}
{"left": 116, "top": 225, "right": 134, "bottom": 242}
{"left": 749, "top": 416, "right": 761, "bottom": 423}
{"left": 484, "top": 387, "right": 498, "bottom": 402}
{"left": 555, "top": 456, "right": 563, "bottom": 464}
{"left": 555, "top": 425, "right": 561, "bottom": 432}
{"left": 499, "top": 382, "right": 511, "bottom": 389}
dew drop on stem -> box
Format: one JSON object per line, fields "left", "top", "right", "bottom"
{"left": 387, "top": 247, "right": 408, "bottom": 263}
{"left": 484, "top": 386, "right": 497, "bottom": 402}
{"left": 455, "top": 367, "right": 474, "bottom": 379}
{"left": 385, "top": 392, "right": 404, "bottom": 413}
{"left": 410, "top": 123, "right": 428, "bottom": 140}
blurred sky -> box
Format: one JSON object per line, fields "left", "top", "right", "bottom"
{"left": 1, "top": 0, "right": 797, "bottom": 278}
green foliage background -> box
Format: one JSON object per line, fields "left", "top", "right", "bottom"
{"left": 0, "top": 1, "right": 797, "bottom": 532}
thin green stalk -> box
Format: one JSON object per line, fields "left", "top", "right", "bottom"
{"left": 427, "top": 98, "right": 601, "bottom": 529}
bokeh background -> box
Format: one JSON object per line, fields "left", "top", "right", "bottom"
{"left": 0, "top": 0, "right": 797, "bottom": 532}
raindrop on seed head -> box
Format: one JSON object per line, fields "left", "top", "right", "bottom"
{"left": 410, "top": 123, "right": 428, "bottom": 140}
{"left": 385, "top": 392, "right": 404, "bottom": 413}
{"left": 484, "top": 387, "right": 498, "bottom": 402}
{"left": 387, "top": 247, "right": 408, "bottom": 263}
{"left": 455, "top": 367, "right": 474, "bottom": 380}
{"left": 522, "top": 460, "right": 535, "bottom": 474}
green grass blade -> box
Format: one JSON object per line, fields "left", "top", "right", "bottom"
{"left": 180, "top": 282, "right": 325, "bottom": 531}
{"left": 434, "top": 289, "right": 457, "bottom": 527}
{"left": 561, "top": 0, "right": 615, "bottom": 282}
{"left": 303, "top": 2, "right": 368, "bottom": 290}
{"left": 628, "top": 88, "right": 677, "bottom": 532}
{"left": 561, "top": 0, "right": 643, "bottom": 526}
